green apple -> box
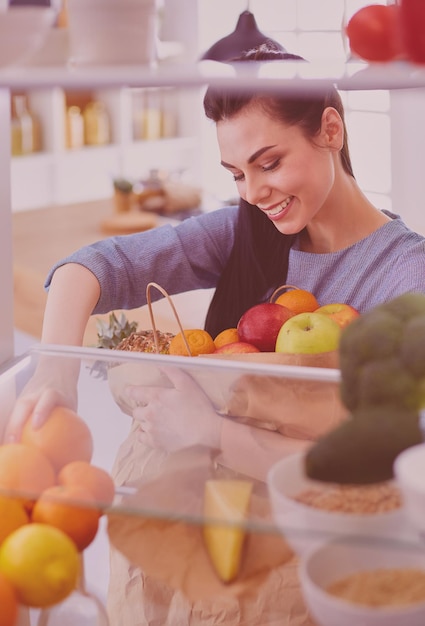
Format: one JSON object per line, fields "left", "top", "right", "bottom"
{"left": 275, "top": 311, "right": 341, "bottom": 354}
{"left": 315, "top": 303, "right": 360, "bottom": 328}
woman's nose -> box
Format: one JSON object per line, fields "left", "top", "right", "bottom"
{"left": 244, "top": 175, "right": 270, "bottom": 206}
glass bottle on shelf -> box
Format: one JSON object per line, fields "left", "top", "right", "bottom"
{"left": 131, "top": 90, "right": 145, "bottom": 141}
{"left": 66, "top": 105, "right": 85, "bottom": 150}
{"left": 11, "top": 95, "right": 41, "bottom": 156}
{"left": 83, "top": 101, "right": 111, "bottom": 146}
{"left": 11, "top": 110, "right": 22, "bottom": 157}
{"left": 160, "top": 87, "right": 178, "bottom": 138}
{"left": 56, "top": 0, "right": 68, "bottom": 29}
{"left": 143, "top": 88, "right": 163, "bottom": 140}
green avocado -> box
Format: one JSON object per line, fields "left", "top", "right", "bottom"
{"left": 304, "top": 405, "right": 422, "bottom": 484}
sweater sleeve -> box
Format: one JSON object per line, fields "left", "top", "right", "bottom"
{"left": 44, "top": 206, "right": 238, "bottom": 314}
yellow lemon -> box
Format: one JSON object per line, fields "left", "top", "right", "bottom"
{"left": 0, "top": 523, "right": 79, "bottom": 608}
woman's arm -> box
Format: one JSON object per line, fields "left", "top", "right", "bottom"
{"left": 219, "top": 417, "right": 312, "bottom": 482}
{"left": 126, "top": 366, "right": 311, "bottom": 483}
{"left": 5, "top": 264, "right": 101, "bottom": 441}
{"left": 41, "top": 263, "right": 101, "bottom": 346}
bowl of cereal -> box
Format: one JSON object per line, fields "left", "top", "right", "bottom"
{"left": 299, "top": 537, "right": 425, "bottom": 626}
{"left": 394, "top": 442, "right": 425, "bottom": 536}
{"left": 267, "top": 452, "right": 408, "bottom": 556}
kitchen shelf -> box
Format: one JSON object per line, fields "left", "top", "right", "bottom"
{"left": 7, "top": 59, "right": 425, "bottom": 212}
{"left": 11, "top": 135, "right": 198, "bottom": 210}
{"left": 9, "top": 83, "right": 201, "bottom": 211}
{"left": 1, "top": 59, "right": 425, "bottom": 92}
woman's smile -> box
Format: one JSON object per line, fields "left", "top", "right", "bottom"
{"left": 259, "top": 196, "right": 295, "bottom": 221}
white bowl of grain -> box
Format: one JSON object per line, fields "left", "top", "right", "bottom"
{"left": 300, "top": 537, "right": 425, "bottom": 626}
{"left": 267, "top": 452, "right": 409, "bottom": 557}
{"left": 394, "top": 443, "right": 425, "bottom": 536}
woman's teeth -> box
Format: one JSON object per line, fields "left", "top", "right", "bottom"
{"left": 267, "top": 197, "right": 293, "bottom": 216}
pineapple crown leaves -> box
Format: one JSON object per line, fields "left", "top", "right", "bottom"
{"left": 88, "top": 312, "right": 139, "bottom": 380}
{"left": 95, "top": 312, "right": 139, "bottom": 350}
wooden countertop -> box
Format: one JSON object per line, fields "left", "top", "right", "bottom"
{"left": 12, "top": 199, "right": 213, "bottom": 346}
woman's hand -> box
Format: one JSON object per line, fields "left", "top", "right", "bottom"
{"left": 5, "top": 356, "right": 79, "bottom": 442}
{"left": 5, "top": 263, "right": 101, "bottom": 442}
{"left": 125, "top": 366, "right": 222, "bottom": 452}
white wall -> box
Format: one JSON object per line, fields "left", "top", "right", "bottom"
{"left": 390, "top": 89, "right": 425, "bottom": 235}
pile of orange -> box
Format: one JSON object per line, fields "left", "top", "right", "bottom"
{"left": 0, "top": 405, "right": 116, "bottom": 620}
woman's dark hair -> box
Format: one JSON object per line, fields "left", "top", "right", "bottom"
{"left": 203, "top": 43, "right": 354, "bottom": 338}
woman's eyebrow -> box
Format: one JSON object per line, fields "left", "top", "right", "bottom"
{"left": 220, "top": 145, "right": 277, "bottom": 169}
{"left": 248, "top": 145, "right": 277, "bottom": 164}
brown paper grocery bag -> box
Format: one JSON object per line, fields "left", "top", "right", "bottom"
{"left": 204, "top": 351, "right": 347, "bottom": 440}
{"left": 107, "top": 446, "right": 316, "bottom": 625}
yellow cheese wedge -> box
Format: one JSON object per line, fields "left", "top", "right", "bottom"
{"left": 203, "top": 479, "right": 253, "bottom": 583}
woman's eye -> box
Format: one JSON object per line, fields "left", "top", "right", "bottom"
{"left": 233, "top": 172, "right": 245, "bottom": 182}
{"left": 262, "top": 159, "right": 280, "bottom": 172}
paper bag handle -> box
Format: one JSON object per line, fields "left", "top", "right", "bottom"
{"left": 269, "top": 284, "right": 302, "bottom": 303}
{"left": 146, "top": 282, "right": 192, "bottom": 356}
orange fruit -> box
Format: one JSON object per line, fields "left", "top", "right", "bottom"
{"left": 0, "top": 572, "right": 18, "bottom": 626}
{"left": 58, "top": 461, "right": 115, "bottom": 509}
{"left": 31, "top": 484, "right": 100, "bottom": 552}
{"left": 213, "top": 328, "right": 240, "bottom": 349}
{"left": 22, "top": 406, "right": 94, "bottom": 473}
{"left": 0, "top": 444, "right": 56, "bottom": 508}
{"left": 0, "top": 496, "right": 29, "bottom": 545}
{"left": 0, "top": 523, "right": 79, "bottom": 608}
{"left": 168, "top": 329, "right": 215, "bottom": 357}
{"left": 274, "top": 287, "right": 319, "bottom": 315}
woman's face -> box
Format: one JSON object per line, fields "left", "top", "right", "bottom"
{"left": 216, "top": 104, "right": 339, "bottom": 235}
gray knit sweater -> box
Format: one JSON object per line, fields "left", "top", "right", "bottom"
{"left": 45, "top": 207, "right": 425, "bottom": 316}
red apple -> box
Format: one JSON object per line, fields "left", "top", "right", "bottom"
{"left": 214, "top": 341, "right": 260, "bottom": 354}
{"left": 315, "top": 303, "right": 360, "bottom": 329}
{"left": 237, "top": 302, "right": 295, "bottom": 352}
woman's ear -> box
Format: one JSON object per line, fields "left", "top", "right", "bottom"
{"left": 321, "top": 107, "right": 344, "bottom": 151}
